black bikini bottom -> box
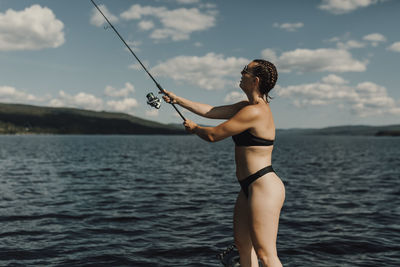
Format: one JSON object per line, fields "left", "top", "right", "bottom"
{"left": 239, "top": 165, "right": 275, "bottom": 198}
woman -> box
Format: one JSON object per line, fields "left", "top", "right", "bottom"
{"left": 163, "top": 59, "right": 285, "bottom": 267}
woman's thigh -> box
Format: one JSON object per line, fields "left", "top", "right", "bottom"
{"left": 233, "top": 190, "right": 252, "bottom": 248}
{"left": 248, "top": 173, "right": 285, "bottom": 254}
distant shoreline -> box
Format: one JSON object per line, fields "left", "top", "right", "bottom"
{"left": 1, "top": 102, "right": 399, "bottom": 136}
{"left": 278, "top": 125, "right": 400, "bottom": 136}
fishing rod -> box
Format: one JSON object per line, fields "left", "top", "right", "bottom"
{"left": 90, "top": 0, "right": 186, "bottom": 121}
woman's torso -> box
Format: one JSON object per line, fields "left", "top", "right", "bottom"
{"left": 234, "top": 103, "right": 275, "bottom": 181}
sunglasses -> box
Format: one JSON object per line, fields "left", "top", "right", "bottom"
{"left": 241, "top": 65, "right": 257, "bottom": 77}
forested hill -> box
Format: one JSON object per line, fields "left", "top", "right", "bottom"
{"left": 0, "top": 103, "right": 185, "bottom": 135}
{"left": 279, "top": 124, "right": 400, "bottom": 136}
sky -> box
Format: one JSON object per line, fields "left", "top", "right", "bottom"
{"left": 0, "top": 0, "right": 399, "bottom": 129}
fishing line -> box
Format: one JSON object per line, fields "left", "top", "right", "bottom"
{"left": 90, "top": 0, "right": 186, "bottom": 121}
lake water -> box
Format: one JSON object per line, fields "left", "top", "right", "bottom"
{"left": 0, "top": 134, "right": 399, "bottom": 266}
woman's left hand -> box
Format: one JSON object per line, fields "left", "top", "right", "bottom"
{"left": 183, "top": 119, "right": 197, "bottom": 134}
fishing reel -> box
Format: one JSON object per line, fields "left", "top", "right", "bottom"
{"left": 218, "top": 244, "right": 240, "bottom": 267}
{"left": 146, "top": 92, "right": 162, "bottom": 109}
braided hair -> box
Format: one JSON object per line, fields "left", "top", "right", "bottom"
{"left": 251, "top": 59, "right": 278, "bottom": 102}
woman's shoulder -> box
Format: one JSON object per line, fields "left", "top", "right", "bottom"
{"left": 234, "top": 103, "right": 266, "bottom": 123}
{"left": 240, "top": 101, "right": 268, "bottom": 115}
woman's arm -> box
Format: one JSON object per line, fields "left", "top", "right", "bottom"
{"left": 184, "top": 105, "right": 260, "bottom": 142}
{"left": 163, "top": 90, "right": 248, "bottom": 119}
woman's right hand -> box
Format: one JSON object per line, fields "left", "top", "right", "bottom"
{"left": 161, "top": 90, "right": 178, "bottom": 104}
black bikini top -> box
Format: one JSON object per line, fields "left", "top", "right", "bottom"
{"left": 232, "top": 129, "right": 274, "bottom": 146}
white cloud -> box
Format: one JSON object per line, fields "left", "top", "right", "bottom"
{"left": 121, "top": 4, "right": 217, "bottom": 41}
{"left": 325, "top": 33, "right": 366, "bottom": 50}
{"left": 138, "top": 20, "right": 155, "bottom": 31}
{"left": 176, "top": 0, "right": 200, "bottom": 4}
{"left": 128, "top": 60, "right": 150, "bottom": 70}
{"left": 278, "top": 75, "right": 400, "bottom": 116}
{"left": 150, "top": 28, "right": 189, "bottom": 41}
{"left": 151, "top": 53, "right": 249, "bottom": 90}
{"left": 0, "top": 86, "right": 38, "bottom": 103}
{"left": 326, "top": 32, "right": 388, "bottom": 50}
{"left": 50, "top": 91, "right": 103, "bottom": 111}
{"left": 353, "top": 82, "right": 398, "bottom": 115}
{"left": 363, "top": 33, "right": 386, "bottom": 42}
{"left": 107, "top": 98, "right": 138, "bottom": 113}
{"left": 321, "top": 74, "right": 348, "bottom": 85}
{"left": 105, "top": 82, "right": 135, "bottom": 97}
{"left": 146, "top": 109, "right": 159, "bottom": 117}
{"left": 0, "top": 5, "right": 64, "bottom": 51}
{"left": 90, "top": 4, "right": 118, "bottom": 27}
{"left": 224, "top": 91, "right": 246, "bottom": 103}
{"left": 1, "top": 84, "right": 139, "bottom": 115}
{"left": 336, "top": 40, "right": 366, "bottom": 50}
{"left": 120, "top": 5, "right": 165, "bottom": 20}
{"left": 318, "top": 0, "right": 384, "bottom": 15}
{"left": 201, "top": 3, "right": 218, "bottom": 11}
{"left": 262, "top": 48, "right": 367, "bottom": 73}
{"left": 154, "top": 7, "right": 216, "bottom": 40}
{"left": 363, "top": 33, "right": 386, "bottom": 47}
{"left": 125, "top": 41, "right": 141, "bottom": 53}
{"left": 127, "top": 41, "right": 142, "bottom": 47}
{"left": 273, "top": 22, "right": 304, "bottom": 32}
{"left": 261, "top": 49, "right": 278, "bottom": 62}
{"left": 387, "top": 42, "right": 400, "bottom": 53}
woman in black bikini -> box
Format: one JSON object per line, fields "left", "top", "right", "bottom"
{"left": 163, "top": 59, "right": 285, "bottom": 267}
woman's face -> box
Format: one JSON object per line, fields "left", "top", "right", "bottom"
{"left": 239, "top": 62, "right": 258, "bottom": 91}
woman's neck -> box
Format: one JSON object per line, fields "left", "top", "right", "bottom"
{"left": 246, "top": 90, "right": 264, "bottom": 105}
